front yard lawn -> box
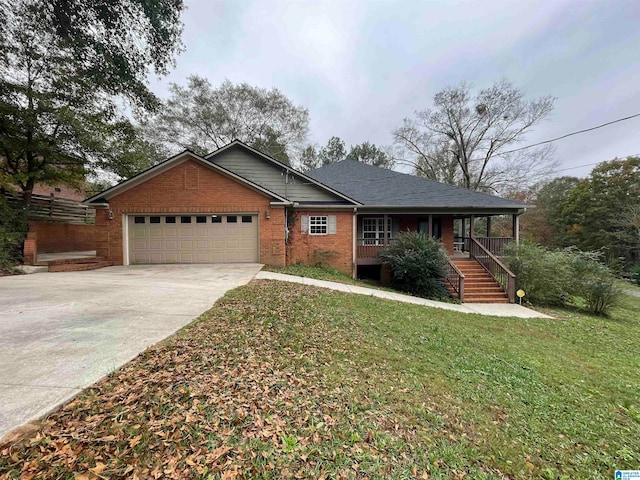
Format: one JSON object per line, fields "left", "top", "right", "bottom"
{"left": 1, "top": 281, "right": 638, "bottom": 479}
{"left": 262, "top": 264, "right": 385, "bottom": 289}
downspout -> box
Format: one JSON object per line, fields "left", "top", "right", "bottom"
{"left": 352, "top": 207, "right": 357, "bottom": 279}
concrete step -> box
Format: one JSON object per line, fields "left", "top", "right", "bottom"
{"left": 42, "top": 256, "right": 105, "bottom": 266}
{"left": 48, "top": 261, "right": 113, "bottom": 273}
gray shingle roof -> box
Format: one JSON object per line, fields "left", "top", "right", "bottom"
{"left": 307, "top": 160, "right": 528, "bottom": 209}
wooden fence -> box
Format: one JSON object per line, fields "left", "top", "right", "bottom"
{"left": 4, "top": 193, "right": 95, "bottom": 225}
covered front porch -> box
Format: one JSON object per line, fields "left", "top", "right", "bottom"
{"left": 356, "top": 212, "right": 520, "bottom": 265}
{"left": 355, "top": 211, "right": 519, "bottom": 303}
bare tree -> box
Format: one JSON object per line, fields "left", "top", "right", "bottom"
{"left": 393, "top": 80, "right": 557, "bottom": 193}
{"left": 141, "top": 76, "right": 309, "bottom": 165}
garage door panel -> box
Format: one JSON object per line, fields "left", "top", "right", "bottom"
{"left": 164, "top": 253, "right": 178, "bottom": 263}
{"left": 149, "top": 253, "right": 163, "bottom": 263}
{"left": 210, "top": 238, "right": 226, "bottom": 248}
{"left": 180, "top": 253, "right": 194, "bottom": 263}
{"left": 194, "top": 252, "right": 209, "bottom": 262}
{"left": 180, "top": 240, "right": 194, "bottom": 250}
{"left": 226, "top": 251, "right": 240, "bottom": 262}
{"left": 133, "top": 252, "right": 148, "bottom": 263}
{"left": 129, "top": 215, "right": 258, "bottom": 264}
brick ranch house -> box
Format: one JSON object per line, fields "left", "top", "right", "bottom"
{"left": 84, "top": 140, "right": 529, "bottom": 302}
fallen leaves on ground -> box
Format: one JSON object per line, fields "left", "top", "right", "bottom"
{"left": 0, "top": 281, "right": 503, "bottom": 479}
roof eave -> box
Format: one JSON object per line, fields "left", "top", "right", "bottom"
{"left": 82, "top": 149, "right": 290, "bottom": 205}
{"left": 355, "top": 205, "right": 529, "bottom": 213}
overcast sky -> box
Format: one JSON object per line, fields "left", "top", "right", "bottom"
{"left": 149, "top": 0, "right": 640, "bottom": 178}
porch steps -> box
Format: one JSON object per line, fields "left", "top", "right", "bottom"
{"left": 38, "top": 256, "right": 113, "bottom": 273}
{"left": 449, "top": 259, "right": 509, "bottom": 303}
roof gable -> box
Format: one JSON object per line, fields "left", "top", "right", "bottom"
{"left": 205, "top": 141, "right": 360, "bottom": 205}
{"left": 307, "top": 160, "right": 529, "bottom": 210}
{"left": 83, "top": 150, "right": 289, "bottom": 205}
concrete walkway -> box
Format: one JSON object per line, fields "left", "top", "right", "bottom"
{"left": 256, "top": 271, "right": 551, "bottom": 319}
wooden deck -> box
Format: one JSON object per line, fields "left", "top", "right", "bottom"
{"left": 356, "top": 237, "right": 512, "bottom": 265}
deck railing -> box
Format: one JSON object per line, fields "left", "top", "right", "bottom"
{"left": 468, "top": 238, "right": 516, "bottom": 303}
{"left": 474, "top": 237, "right": 512, "bottom": 257}
{"left": 356, "top": 238, "right": 396, "bottom": 258}
{"left": 454, "top": 236, "right": 512, "bottom": 256}
{"left": 445, "top": 260, "right": 465, "bottom": 302}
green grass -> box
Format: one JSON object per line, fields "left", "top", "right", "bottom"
{"left": 2, "top": 282, "right": 638, "bottom": 479}
{"left": 617, "top": 278, "right": 640, "bottom": 294}
{"left": 262, "top": 263, "right": 388, "bottom": 289}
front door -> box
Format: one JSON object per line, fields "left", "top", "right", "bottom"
{"left": 418, "top": 218, "right": 442, "bottom": 239}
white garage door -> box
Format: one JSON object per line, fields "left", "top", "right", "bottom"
{"left": 128, "top": 214, "right": 259, "bottom": 264}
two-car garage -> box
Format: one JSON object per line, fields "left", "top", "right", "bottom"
{"left": 127, "top": 214, "right": 259, "bottom": 264}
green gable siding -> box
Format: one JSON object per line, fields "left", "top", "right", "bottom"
{"left": 211, "top": 147, "right": 343, "bottom": 203}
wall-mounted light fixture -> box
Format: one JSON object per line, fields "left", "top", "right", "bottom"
{"left": 107, "top": 209, "right": 114, "bottom": 220}
{"left": 265, "top": 210, "right": 271, "bottom": 219}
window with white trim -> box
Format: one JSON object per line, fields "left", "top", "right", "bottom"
{"left": 362, "top": 217, "right": 392, "bottom": 245}
{"left": 309, "top": 216, "right": 328, "bottom": 235}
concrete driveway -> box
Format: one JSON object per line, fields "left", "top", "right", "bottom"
{"left": 0, "top": 264, "right": 261, "bottom": 440}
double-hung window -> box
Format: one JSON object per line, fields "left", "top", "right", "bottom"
{"left": 301, "top": 215, "right": 336, "bottom": 235}
{"left": 362, "top": 217, "right": 392, "bottom": 245}
{"left": 309, "top": 216, "right": 328, "bottom": 235}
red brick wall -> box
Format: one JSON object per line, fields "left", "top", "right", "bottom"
{"left": 23, "top": 231, "right": 37, "bottom": 265}
{"left": 30, "top": 221, "right": 96, "bottom": 253}
{"left": 439, "top": 215, "right": 454, "bottom": 255}
{"left": 96, "top": 158, "right": 286, "bottom": 266}
{"left": 395, "top": 214, "right": 454, "bottom": 254}
{"left": 398, "top": 215, "right": 418, "bottom": 233}
{"left": 287, "top": 210, "right": 354, "bottom": 275}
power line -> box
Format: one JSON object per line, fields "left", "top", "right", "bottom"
{"left": 498, "top": 112, "right": 640, "bottom": 156}
{"left": 550, "top": 161, "right": 601, "bottom": 174}
{"left": 549, "top": 152, "right": 640, "bottom": 175}
{"left": 396, "top": 113, "right": 640, "bottom": 173}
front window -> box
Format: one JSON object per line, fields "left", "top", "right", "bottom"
{"left": 309, "top": 216, "right": 328, "bottom": 235}
{"left": 362, "top": 217, "right": 392, "bottom": 245}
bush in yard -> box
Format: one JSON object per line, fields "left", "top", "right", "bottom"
{"left": 379, "top": 231, "right": 449, "bottom": 299}
{"left": 628, "top": 264, "right": 640, "bottom": 286}
{"left": 0, "top": 195, "right": 28, "bottom": 269}
{"left": 569, "top": 249, "right": 623, "bottom": 315}
{"left": 503, "top": 242, "right": 573, "bottom": 305}
{"left": 504, "top": 242, "right": 622, "bottom": 315}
